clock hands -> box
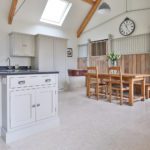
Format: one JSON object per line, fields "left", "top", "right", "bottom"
{"left": 124, "top": 23, "right": 130, "bottom": 33}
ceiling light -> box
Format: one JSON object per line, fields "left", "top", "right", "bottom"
{"left": 98, "top": 2, "right": 111, "bottom": 14}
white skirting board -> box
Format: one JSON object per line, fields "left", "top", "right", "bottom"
{"left": 1, "top": 117, "right": 60, "bottom": 144}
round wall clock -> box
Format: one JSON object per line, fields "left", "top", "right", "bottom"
{"left": 119, "top": 17, "right": 135, "bottom": 36}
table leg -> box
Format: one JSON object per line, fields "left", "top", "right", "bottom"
{"left": 86, "top": 76, "right": 90, "bottom": 97}
{"left": 129, "top": 79, "right": 134, "bottom": 106}
{"left": 141, "top": 78, "right": 145, "bottom": 101}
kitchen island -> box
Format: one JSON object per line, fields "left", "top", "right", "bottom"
{"left": 0, "top": 70, "right": 59, "bottom": 143}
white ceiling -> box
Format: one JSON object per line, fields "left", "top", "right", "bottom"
{"left": 0, "top": 0, "right": 150, "bottom": 34}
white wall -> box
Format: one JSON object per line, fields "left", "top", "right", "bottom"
{"left": 79, "top": 9, "right": 150, "bottom": 44}
{"left": 0, "top": 18, "right": 78, "bottom": 66}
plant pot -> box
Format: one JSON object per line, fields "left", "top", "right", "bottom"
{"left": 111, "top": 61, "right": 117, "bottom": 66}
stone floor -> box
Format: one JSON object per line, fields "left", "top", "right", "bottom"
{"left": 1, "top": 88, "right": 150, "bottom": 150}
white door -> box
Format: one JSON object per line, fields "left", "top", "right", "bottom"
{"left": 36, "top": 87, "right": 56, "bottom": 121}
{"left": 54, "top": 38, "right": 67, "bottom": 90}
{"left": 10, "top": 90, "right": 35, "bottom": 128}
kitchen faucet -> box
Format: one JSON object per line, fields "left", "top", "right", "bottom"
{"left": 6, "top": 57, "right": 12, "bottom": 70}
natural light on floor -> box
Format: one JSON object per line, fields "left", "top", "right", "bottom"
{"left": 40, "top": 0, "right": 72, "bottom": 26}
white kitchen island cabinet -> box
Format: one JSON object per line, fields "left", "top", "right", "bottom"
{"left": 1, "top": 72, "right": 59, "bottom": 144}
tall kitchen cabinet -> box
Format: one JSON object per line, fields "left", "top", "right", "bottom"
{"left": 53, "top": 38, "right": 67, "bottom": 90}
{"left": 32, "top": 35, "right": 67, "bottom": 90}
{"left": 33, "top": 35, "right": 54, "bottom": 70}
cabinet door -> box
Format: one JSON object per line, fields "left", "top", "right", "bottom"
{"left": 12, "top": 34, "right": 22, "bottom": 56}
{"left": 54, "top": 38, "right": 67, "bottom": 90}
{"left": 36, "top": 87, "right": 56, "bottom": 121}
{"left": 10, "top": 90, "right": 35, "bottom": 128}
{"left": 10, "top": 33, "right": 35, "bottom": 57}
{"left": 38, "top": 36, "right": 54, "bottom": 70}
{"left": 22, "top": 35, "right": 35, "bottom": 57}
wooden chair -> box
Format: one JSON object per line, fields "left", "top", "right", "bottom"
{"left": 108, "top": 66, "right": 129, "bottom": 105}
{"left": 87, "top": 66, "right": 108, "bottom": 100}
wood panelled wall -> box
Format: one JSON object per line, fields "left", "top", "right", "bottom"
{"left": 119, "top": 54, "right": 150, "bottom": 82}
{"left": 112, "top": 33, "right": 150, "bottom": 55}
{"left": 119, "top": 54, "right": 150, "bottom": 74}
{"left": 78, "top": 53, "right": 150, "bottom": 81}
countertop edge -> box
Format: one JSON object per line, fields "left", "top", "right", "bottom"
{"left": 0, "top": 71, "right": 59, "bottom": 76}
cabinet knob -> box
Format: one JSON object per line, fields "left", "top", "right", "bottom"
{"left": 32, "top": 104, "right": 36, "bottom": 108}
{"left": 37, "top": 104, "right": 40, "bottom": 107}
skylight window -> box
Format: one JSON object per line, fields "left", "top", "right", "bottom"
{"left": 40, "top": 0, "right": 72, "bottom": 26}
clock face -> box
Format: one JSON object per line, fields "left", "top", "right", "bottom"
{"left": 119, "top": 18, "right": 135, "bottom": 36}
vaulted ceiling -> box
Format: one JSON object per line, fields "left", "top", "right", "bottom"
{"left": 1, "top": 0, "right": 150, "bottom": 36}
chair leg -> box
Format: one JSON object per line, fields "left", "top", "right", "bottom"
{"left": 87, "top": 83, "right": 90, "bottom": 97}
{"left": 109, "top": 85, "right": 112, "bottom": 103}
{"left": 105, "top": 85, "right": 108, "bottom": 98}
{"left": 116, "top": 90, "right": 119, "bottom": 100}
{"left": 146, "top": 88, "right": 150, "bottom": 99}
{"left": 120, "top": 90, "right": 123, "bottom": 105}
{"left": 96, "top": 85, "right": 99, "bottom": 100}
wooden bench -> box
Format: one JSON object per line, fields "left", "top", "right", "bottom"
{"left": 134, "top": 83, "right": 150, "bottom": 99}
{"left": 146, "top": 84, "right": 150, "bottom": 99}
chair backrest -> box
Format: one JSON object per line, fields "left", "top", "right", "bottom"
{"left": 108, "top": 66, "right": 121, "bottom": 74}
{"left": 87, "top": 66, "right": 99, "bottom": 81}
{"left": 108, "top": 66, "right": 122, "bottom": 85}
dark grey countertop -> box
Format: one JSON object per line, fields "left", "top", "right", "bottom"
{"left": 0, "top": 70, "right": 59, "bottom": 75}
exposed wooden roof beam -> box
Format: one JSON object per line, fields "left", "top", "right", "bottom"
{"left": 82, "top": 0, "right": 96, "bottom": 5}
{"left": 8, "top": 0, "right": 18, "bottom": 24}
{"left": 77, "top": 0, "right": 102, "bottom": 38}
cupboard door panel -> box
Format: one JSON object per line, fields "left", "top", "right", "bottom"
{"left": 9, "top": 33, "right": 35, "bottom": 57}
{"left": 38, "top": 36, "right": 54, "bottom": 70}
{"left": 22, "top": 35, "right": 35, "bottom": 56}
{"left": 54, "top": 38, "right": 67, "bottom": 90}
{"left": 13, "top": 34, "right": 22, "bottom": 56}
{"left": 10, "top": 90, "right": 35, "bottom": 128}
{"left": 36, "top": 87, "right": 55, "bottom": 121}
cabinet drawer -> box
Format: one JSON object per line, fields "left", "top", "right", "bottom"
{"left": 30, "top": 75, "right": 56, "bottom": 86}
{"left": 9, "top": 77, "right": 29, "bottom": 88}
{"left": 9, "top": 75, "right": 56, "bottom": 89}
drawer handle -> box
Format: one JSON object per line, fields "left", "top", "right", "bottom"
{"left": 37, "top": 104, "right": 40, "bottom": 107}
{"left": 45, "top": 79, "right": 51, "bottom": 83}
{"left": 18, "top": 80, "right": 26, "bottom": 85}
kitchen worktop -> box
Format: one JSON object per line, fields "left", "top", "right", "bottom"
{"left": 0, "top": 70, "right": 59, "bottom": 75}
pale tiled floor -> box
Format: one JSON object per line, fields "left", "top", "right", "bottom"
{"left": 1, "top": 88, "right": 150, "bottom": 150}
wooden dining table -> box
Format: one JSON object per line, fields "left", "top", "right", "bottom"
{"left": 85, "top": 73, "right": 150, "bottom": 106}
